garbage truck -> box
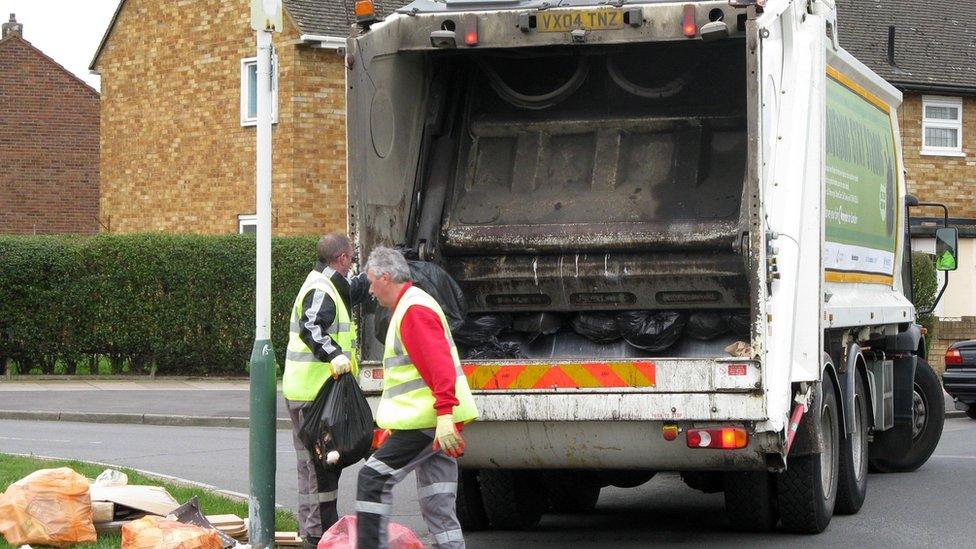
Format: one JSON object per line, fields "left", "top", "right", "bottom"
{"left": 345, "top": 0, "right": 959, "bottom": 534}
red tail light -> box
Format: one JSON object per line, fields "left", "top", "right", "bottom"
{"left": 945, "top": 348, "right": 964, "bottom": 367}
{"left": 686, "top": 427, "right": 748, "bottom": 449}
{"left": 682, "top": 5, "right": 698, "bottom": 38}
{"left": 463, "top": 15, "right": 479, "bottom": 46}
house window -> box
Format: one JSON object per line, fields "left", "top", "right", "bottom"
{"left": 238, "top": 214, "right": 257, "bottom": 234}
{"left": 240, "top": 55, "right": 278, "bottom": 127}
{"left": 922, "top": 96, "right": 964, "bottom": 156}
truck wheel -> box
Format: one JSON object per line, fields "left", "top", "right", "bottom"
{"left": 544, "top": 472, "right": 601, "bottom": 513}
{"left": 456, "top": 470, "right": 490, "bottom": 531}
{"left": 777, "top": 374, "right": 840, "bottom": 534}
{"left": 869, "top": 360, "right": 945, "bottom": 473}
{"left": 479, "top": 470, "right": 547, "bottom": 530}
{"left": 967, "top": 406, "right": 976, "bottom": 420}
{"left": 835, "top": 373, "right": 868, "bottom": 514}
{"left": 723, "top": 471, "right": 778, "bottom": 532}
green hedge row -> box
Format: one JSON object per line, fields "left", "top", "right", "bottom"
{"left": 0, "top": 234, "right": 317, "bottom": 376}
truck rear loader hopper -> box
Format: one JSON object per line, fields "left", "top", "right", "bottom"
{"left": 346, "top": 0, "right": 949, "bottom": 534}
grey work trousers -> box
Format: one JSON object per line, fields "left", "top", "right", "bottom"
{"left": 287, "top": 399, "right": 341, "bottom": 540}
{"left": 356, "top": 429, "right": 464, "bottom": 549}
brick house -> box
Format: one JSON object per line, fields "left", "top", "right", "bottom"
{"left": 90, "top": 0, "right": 399, "bottom": 235}
{"left": 0, "top": 14, "right": 100, "bottom": 235}
{"left": 838, "top": 0, "right": 976, "bottom": 367}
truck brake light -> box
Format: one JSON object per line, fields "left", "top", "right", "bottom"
{"left": 463, "top": 15, "right": 479, "bottom": 46}
{"left": 682, "top": 4, "right": 698, "bottom": 38}
{"left": 945, "top": 348, "right": 964, "bottom": 367}
{"left": 686, "top": 427, "right": 748, "bottom": 449}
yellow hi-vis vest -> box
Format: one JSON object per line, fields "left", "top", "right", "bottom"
{"left": 283, "top": 270, "right": 358, "bottom": 401}
{"left": 376, "top": 285, "right": 479, "bottom": 430}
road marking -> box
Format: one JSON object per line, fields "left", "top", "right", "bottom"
{"left": 932, "top": 454, "right": 976, "bottom": 460}
{"left": 0, "top": 435, "right": 102, "bottom": 445}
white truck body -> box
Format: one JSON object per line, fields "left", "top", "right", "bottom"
{"left": 347, "top": 2, "right": 943, "bottom": 525}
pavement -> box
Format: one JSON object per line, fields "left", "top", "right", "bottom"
{"left": 0, "top": 378, "right": 966, "bottom": 428}
{"left": 1, "top": 417, "right": 975, "bottom": 547}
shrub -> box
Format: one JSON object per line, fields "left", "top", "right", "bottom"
{"left": 911, "top": 251, "right": 939, "bottom": 353}
{"left": 0, "top": 234, "right": 317, "bottom": 376}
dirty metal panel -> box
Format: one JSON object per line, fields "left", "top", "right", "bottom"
{"left": 460, "top": 422, "right": 778, "bottom": 470}
{"left": 462, "top": 357, "right": 760, "bottom": 392}
{"left": 443, "top": 116, "right": 746, "bottom": 254}
{"left": 444, "top": 251, "right": 749, "bottom": 312}
{"left": 471, "top": 392, "right": 765, "bottom": 422}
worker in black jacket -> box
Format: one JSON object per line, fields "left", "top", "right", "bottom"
{"left": 283, "top": 233, "right": 369, "bottom": 548}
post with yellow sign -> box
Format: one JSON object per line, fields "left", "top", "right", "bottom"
{"left": 248, "top": 1, "right": 282, "bottom": 548}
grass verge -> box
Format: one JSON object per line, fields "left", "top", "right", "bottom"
{"left": 0, "top": 453, "right": 297, "bottom": 548}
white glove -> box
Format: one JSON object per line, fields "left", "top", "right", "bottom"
{"left": 326, "top": 450, "right": 341, "bottom": 465}
{"left": 433, "top": 415, "right": 466, "bottom": 458}
{"left": 329, "top": 354, "right": 351, "bottom": 378}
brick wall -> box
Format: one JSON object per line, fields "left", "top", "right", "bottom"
{"left": 95, "top": 0, "right": 347, "bottom": 235}
{"left": 0, "top": 36, "right": 100, "bottom": 234}
{"left": 898, "top": 93, "right": 976, "bottom": 220}
{"left": 931, "top": 316, "right": 976, "bottom": 375}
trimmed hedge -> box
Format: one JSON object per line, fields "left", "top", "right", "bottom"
{"left": 0, "top": 234, "right": 317, "bottom": 376}
{"left": 911, "top": 251, "right": 939, "bottom": 353}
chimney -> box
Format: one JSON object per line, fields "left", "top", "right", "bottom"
{"left": 887, "top": 25, "right": 897, "bottom": 66}
{"left": 2, "top": 13, "right": 22, "bottom": 39}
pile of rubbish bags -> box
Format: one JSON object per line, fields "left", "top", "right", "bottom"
{"left": 374, "top": 252, "right": 751, "bottom": 359}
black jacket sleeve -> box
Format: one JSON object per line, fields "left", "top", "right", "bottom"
{"left": 297, "top": 289, "right": 344, "bottom": 363}
{"left": 348, "top": 272, "right": 371, "bottom": 307}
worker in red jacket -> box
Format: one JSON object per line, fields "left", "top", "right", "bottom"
{"left": 356, "top": 247, "right": 478, "bottom": 549}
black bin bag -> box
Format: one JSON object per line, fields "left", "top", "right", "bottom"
{"left": 299, "top": 375, "right": 374, "bottom": 469}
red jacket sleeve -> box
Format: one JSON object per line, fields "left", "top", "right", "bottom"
{"left": 399, "top": 305, "right": 459, "bottom": 416}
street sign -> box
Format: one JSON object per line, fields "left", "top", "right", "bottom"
{"left": 251, "top": 0, "right": 283, "bottom": 32}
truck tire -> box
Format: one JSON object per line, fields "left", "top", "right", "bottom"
{"left": 869, "top": 360, "right": 945, "bottom": 473}
{"left": 479, "top": 469, "right": 547, "bottom": 530}
{"left": 723, "top": 471, "right": 778, "bottom": 532}
{"left": 456, "top": 470, "right": 490, "bottom": 531}
{"left": 835, "top": 373, "right": 868, "bottom": 514}
{"left": 777, "top": 374, "right": 840, "bottom": 534}
{"left": 543, "top": 472, "right": 601, "bottom": 513}
{"left": 967, "top": 406, "right": 976, "bottom": 420}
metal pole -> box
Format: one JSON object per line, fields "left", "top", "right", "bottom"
{"left": 249, "top": 28, "right": 277, "bottom": 549}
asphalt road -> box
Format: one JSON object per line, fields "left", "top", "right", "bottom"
{"left": 2, "top": 418, "right": 975, "bottom": 547}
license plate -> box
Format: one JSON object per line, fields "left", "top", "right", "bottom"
{"left": 537, "top": 8, "right": 625, "bottom": 33}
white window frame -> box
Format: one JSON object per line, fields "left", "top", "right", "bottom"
{"left": 238, "top": 214, "right": 258, "bottom": 234}
{"left": 240, "top": 55, "right": 278, "bottom": 127}
{"left": 921, "top": 95, "right": 964, "bottom": 157}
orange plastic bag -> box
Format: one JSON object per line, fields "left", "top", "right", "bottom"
{"left": 318, "top": 515, "right": 423, "bottom": 549}
{"left": 0, "top": 467, "right": 98, "bottom": 548}
{"left": 121, "top": 515, "right": 222, "bottom": 549}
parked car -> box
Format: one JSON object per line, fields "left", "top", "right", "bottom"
{"left": 944, "top": 341, "right": 976, "bottom": 419}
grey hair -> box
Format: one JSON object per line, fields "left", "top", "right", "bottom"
{"left": 317, "top": 233, "right": 352, "bottom": 264}
{"left": 365, "top": 247, "right": 411, "bottom": 283}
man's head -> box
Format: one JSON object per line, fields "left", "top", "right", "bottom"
{"left": 317, "top": 233, "right": 356, "bottom": 276}
{"left": 365, "top": 247, "right": 411, "bottom": 308}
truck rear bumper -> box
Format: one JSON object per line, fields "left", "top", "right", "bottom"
{"left": 460, "top": 420, "right": 780, "bottom": 470}
{"left": 472, "top": 391, "right": 765, "bottom": 422}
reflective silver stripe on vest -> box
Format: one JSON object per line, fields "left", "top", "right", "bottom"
{"left": 287, "top": 350, "right": 351, "bottom": 363}
{"left": 355, "top": 500, "right": 392, "bottom": 516}
{"left": 383, "top": 377, "right": 429, "bottom": 398}
{"left": 383, "top": 355, "right": 413, "bottom": 368}
{"left": 417, "top": 482, "right": 457, "bottom": 499}
{"left": 433, "top": 529, "right": 464, "bottom": 544}
{"left": 383, "top": 367, "right": 467, "bottom": 397}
